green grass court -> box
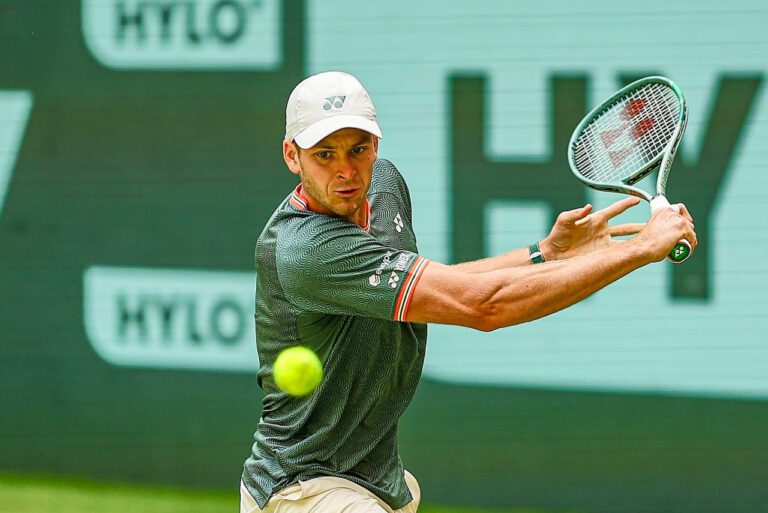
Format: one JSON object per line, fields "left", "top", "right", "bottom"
{"left": 0, "top": 473, "right": 569, "bottom": 513}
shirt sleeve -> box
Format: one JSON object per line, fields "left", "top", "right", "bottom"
{"left": 276, "top": 219, "right": 429, "bottom": 322}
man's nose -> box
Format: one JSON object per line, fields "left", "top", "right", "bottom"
{"left": 336, "top": 155, "right": 356, "bottom": 180}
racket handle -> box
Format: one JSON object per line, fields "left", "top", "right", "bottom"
{"left": 669, "top": 240, "right": 692, "bottom": 263}
{"left": 650, "top": 195, "right": 692, "bottom": 264}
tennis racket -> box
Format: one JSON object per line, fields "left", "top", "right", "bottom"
{"left": 568, "top": 76, "right": 692, "bottom": 263}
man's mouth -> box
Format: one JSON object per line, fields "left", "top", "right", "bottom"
{"left": 335, "top": 188, "right": 359, "bottom": 198}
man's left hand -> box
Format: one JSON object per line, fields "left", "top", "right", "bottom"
{"left": 540, "top": 197, "right": 645, "bottom": 260}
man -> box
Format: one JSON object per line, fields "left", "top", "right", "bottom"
{"left": 240, "top": 71, "right": 697, "bottom": 513}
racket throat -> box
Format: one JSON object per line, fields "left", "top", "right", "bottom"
{"left": 650, "top": 194, "right": 672, "bottom": 212}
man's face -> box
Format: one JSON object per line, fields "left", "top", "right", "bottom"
{"left": 283, "top": 128, "right": 378, "bottom": 226}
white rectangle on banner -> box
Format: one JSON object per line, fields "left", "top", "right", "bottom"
{"left": 82, "top": 0, "right": 281, "bottom": 69}
{"left": 84, "top": 266, "right": 259, "bottom": 371}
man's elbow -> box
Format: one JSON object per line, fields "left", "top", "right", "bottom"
{"left": 469, "top": 292, "right": 527, "bottom": 332}
{"left": 469, "top": 299, "right": 506, "bottom": 332}
{"left": 471, "top": 316, "right": 499, "bottom": 332}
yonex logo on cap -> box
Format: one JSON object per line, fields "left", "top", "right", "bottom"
{"left": 285, "top": 72, "right": 383, "bottom": 149}
{"left": 323, "top": 96, "right": 346, "bottom": 111}
{"left": 388, "top": 271, "right": 400, "bottom": 288}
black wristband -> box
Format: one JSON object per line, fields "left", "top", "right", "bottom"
{"left": 529, "top": 241, "right": 545, "bottom": 264}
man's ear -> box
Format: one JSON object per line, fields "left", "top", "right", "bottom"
{"left": 283, "top": 140, "right": 301, "bottom": 176}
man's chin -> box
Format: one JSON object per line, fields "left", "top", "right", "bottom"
{"left": 332, "top": 198, "right": 364, "bottom": 217}
{"left": 334, "top": 204, "right": 358, "bottom": 216}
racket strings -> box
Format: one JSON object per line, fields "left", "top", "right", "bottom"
{"left": 573, "top": 83, "right": 680, "bottom": 184}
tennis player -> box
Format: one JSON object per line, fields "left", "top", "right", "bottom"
{"left": 240, "top": 71, "right": 697, "bottom": 513}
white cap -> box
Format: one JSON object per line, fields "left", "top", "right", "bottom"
{"left": 285, "top": 71, "right": 382, "bottom": 149}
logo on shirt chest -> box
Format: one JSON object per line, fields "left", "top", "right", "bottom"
{"left": 393, "top": 213, "right": 404, "bottom": 233}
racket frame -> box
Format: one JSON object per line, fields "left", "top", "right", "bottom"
{"left": 567, "top": 76, "right": 687, "bottom": 203}
{"left": 567, "top": 76, "right": 692, "bottom": 263}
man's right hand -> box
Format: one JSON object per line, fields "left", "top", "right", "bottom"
{"left": 633, "top": 203, "right": 698, "bottom": 262}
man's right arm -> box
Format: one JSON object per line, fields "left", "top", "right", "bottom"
{"left": 406, "top": 204, "right": 697, "bottom": 331}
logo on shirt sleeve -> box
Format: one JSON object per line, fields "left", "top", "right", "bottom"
{"left": 394, "top": 254, "right": 409, "bottom": 272}
{"left": 387, "top": 255, "right": 412, "bottom": 288}
{"left": 369, "top": 251, "right": 393, "bottom": 287}
{"left": 369, "top": 252, "right": 411, "bottom": 288}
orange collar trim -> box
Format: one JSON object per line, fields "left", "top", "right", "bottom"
{"left": 362, "top": 199, "right": 371, "bottom": 232}
{"left": 289, "top": 185, "right": 308, "bottom": 210}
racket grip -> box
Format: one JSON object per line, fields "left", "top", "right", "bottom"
{"left": 650, "top": 195, "right": 692, "bottom": 264}
{"left": 669, "top": 240, "right": 692, "bottom": 263}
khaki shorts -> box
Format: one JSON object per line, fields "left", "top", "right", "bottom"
{"left": 240, "top": 471, "right": 420, "bottom": 513}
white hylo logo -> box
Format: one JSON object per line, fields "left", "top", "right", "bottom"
{"left": 393, "top": 213, "right": 404, "bottom": 232}
{"left": 368, "top": 274, "right": 381, "bottom": 286}
{"left": 388, "top": 271, "right": 400, "bottom": 289}
{"left": 323, "top": 96, "right": 346, "bottom": 111}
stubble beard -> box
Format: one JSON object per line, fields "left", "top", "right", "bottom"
{"left": 299, "top": 167, "right": 361, "bottom": 219}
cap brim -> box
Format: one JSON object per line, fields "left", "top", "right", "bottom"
{"left": 292, "top": 115, "right": 382, "bottom": 149}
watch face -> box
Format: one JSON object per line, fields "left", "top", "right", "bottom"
{"left": 529, "top": 243, "right": 545, "bottom": 263}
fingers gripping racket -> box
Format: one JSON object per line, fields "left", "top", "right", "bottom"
{"left": 568, "top": 76, "right": 692, "bottom": 263}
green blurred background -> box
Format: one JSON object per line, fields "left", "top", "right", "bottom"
{"left": 1, "top": 1, "right": 767, "bottom": 512}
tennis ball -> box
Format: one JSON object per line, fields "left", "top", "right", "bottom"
{"left": 273, "top": 346, "right": 323, "bottom": 396}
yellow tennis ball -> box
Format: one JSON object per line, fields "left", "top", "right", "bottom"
{"left": 273, "top": 346, "right": 323, "bottom": 396}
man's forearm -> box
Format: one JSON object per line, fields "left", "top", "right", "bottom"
{"left": 478, "top": 241, "right": 649, "bottom": 330}
{"left": 451, "top": 247, "right": 530, "bottom": 273}
{"left": 450, "top": 238, "right": 558, "bottom": 273}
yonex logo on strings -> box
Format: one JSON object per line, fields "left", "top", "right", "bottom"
{"left": 323, "top": 96, "right": 346, "bottom": 110}
{"left": 600, "top": 98, "right": 655, "bottom": 168}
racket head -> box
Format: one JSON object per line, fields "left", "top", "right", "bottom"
{"left": 568, "top": 76, "right": 687, "bottom": 202}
